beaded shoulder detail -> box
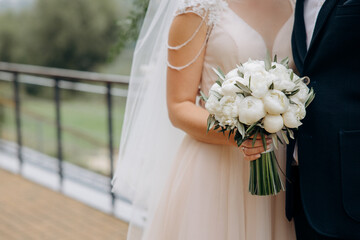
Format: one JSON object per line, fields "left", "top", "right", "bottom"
{"left": 176, "top": 0, "right": 228, "bottom": 27}
{"left": 167, "top": 0, "right": 227, "bottom": 71}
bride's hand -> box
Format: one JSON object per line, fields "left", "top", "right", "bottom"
{"left": 240, "top": 135, "right": 272, "bottom": 161}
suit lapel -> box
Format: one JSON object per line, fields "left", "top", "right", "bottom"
{"left": 305, "top": 0, "right": 338, "bottom": 60}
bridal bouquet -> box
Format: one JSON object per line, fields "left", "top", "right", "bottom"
{"left": 201, "top": 54, "right": 315, "bottom": 196}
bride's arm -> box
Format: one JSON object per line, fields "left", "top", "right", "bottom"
{"left": 167, "top": 13, "right": 269, "bottom": 161}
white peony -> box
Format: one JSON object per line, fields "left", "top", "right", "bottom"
{"left": 222, "top": 82, "right": 239, "bottom": 96}
{"left": 210, "top": 82, "right": 223, "bottom": 95}
{"left": 249, "top": 71, "right": 272, "bottom": 98}
{"left": 225, "top": 68, "right": 240, "bottom": 79}
{"left": 263, "top": 90, "right": 289, "bottom": 114}
{"left": 214, "top": 95, "right": 243, "bottom": 127}
{"left": 282, "top": 101, "right": 306, "bottom": 128}
{"left": 243, "top": 60, "right": 266, "bottom": 74}
{"left": 221, "top": 77, "right": 245, "bottom": 96}
{"left": 291, "top": 81, "right": 310, "bottom": 104}
{"left": 205, "top": 94, "right": 222, "bottom": 115}
{"left": 273, "top": 78, "right": 296, "bottom": 92}
{"left": 238, "top": 96, "right": 266, "bottom": 125}
{"left": 270, "top": 64, "right": 296, "bottom": 91}
{"left": 263, "top": 114, "right": 284, "bottom": 133}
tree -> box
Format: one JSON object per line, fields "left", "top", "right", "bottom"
{"left": 0, "top": 0, "right": 120, "bottom": 71}
{"left": 28, "top": 0, "right": 119, "bottom": 70}
{"left": 111, "top": 0, "right": 149, "bottom": 57}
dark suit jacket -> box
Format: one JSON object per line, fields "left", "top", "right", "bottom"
{"left": 287, "top": 0, "right": 360, "bottom": 238}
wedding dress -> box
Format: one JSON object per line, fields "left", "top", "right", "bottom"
{"left": 113, "top": 0, "right": 296, "bottom": 239}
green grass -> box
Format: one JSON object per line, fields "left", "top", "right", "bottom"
{"left": 0, "top": 81, "right": 127, "bottom": 176}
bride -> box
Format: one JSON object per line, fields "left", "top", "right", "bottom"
{"left": 112, "top": 0, "right": 296, "bottom": 239}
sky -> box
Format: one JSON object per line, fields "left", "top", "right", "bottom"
{"left": 0, "top": 0, "right": 34, "bottom": 11}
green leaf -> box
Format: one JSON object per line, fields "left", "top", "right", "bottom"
{"left": 228, "top": 128, "right": 234, "bottom": 140}
{"left": 200, "top": 91, "right": 208, "bottom": 102}
{"left": 260, "top": 130, "right": 267, "bottom": 150}
{"left": 265, "top": 50, "right": 272, "bottom": 71}
{"left": 217, "top": 67, "right": 225, "bottom": 77}
{"left": 273, "top": 54, "right": 278, "bottom": 63}
{"left": 237, "top": 70, "right": 244, "bottom": 78}
{"left": 280, "top": 57, "right": 289, "bottom": 67}
{"left": 216, "top": 80, "right": 222, "bottom": 87}
{"left": 206, "top": 115, "right": 216, "bottom": 132}
{"left": 252, "top": 128, "right": 260, "bottom": 147}
{"left": 290, "top": 71, "right": 294, "bottom": 81}
{"left": 210, "top": 90, "right": 223, "bottom": 100}
{"left": 286, "top": 128, "right": 295, "bottom": 139}
{"left": 246, "top": 122, "right": 258, "bottom": 135}
{"left": 271, "top": 65, "right": 277, "bottom": 69}
{"left": 280, "top": 130, "right": 289, "bottom": 144}
{"left": 236, "top": 121, "right": 245, "bottom": 139}
{"left": 271, "top": 133, "right": 279, "bottom": 149}
{"left": 212, "top": 67, "right": 225, "bottom": 81}
{"left": 249, "top": 76, "right": 252, "bottom": 89}
{"left": 276, "top": 133, "right": 284, "bottom": 145}
{"left": 286, "top": 88, "right": 300, "bottom": 97}
{"left": 269, "top": 82, "right": 274, "bottom": 90}
{"left": 305, "top": 87, "right": 315, "bottom": 108}
{"left": 235, "top": 81, "right": 252, "bottom": 94}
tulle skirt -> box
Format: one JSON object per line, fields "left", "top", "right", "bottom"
{"left": 142, "top": 135, "right": 295, "bottom": 240}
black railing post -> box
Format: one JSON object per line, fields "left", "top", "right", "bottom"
{"left": 106, "top": 82, "right": 116, "bottom": 211}
{"left": 13, "top": 73, "right": 23, "bottom": 173}
{"left": 54, "top": 78, "right": 64, "bottom": 189}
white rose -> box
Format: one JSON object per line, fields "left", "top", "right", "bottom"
{"left": 238, "top": 96, "right": 266, "bottom": 125}
{"left": 291, "top": 82, "right": 310, "bottom": 104}
{"left": 263, "top": 114, "right": 284, "bottom": 133}
{"left": 282, "top": 102, "right": 306, "bottom": 128}
{"left": 263, "top": 89, "right": 289, "bottom": 114}
{"left": 249, "top": 72, "right": 272, "bottom": 98}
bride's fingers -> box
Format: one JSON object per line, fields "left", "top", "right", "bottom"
{"left": 243, "top": 153, "right": 261, "bottom": 161}
{"left": 242, "top": 145, "right": 270, "bottom": 155}
{"left": 242, "top": 138, "right": 272, "bottom": 148}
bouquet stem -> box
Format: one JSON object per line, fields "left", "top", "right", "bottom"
{"left": 249, "top": 150, "right": 284, "bottom": 196}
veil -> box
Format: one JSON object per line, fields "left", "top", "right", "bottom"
{"left": 112, "top": 0, "right": 226, "bottom": 239}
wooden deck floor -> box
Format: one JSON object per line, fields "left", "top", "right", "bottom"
{"left": 0, "top": 168, "right": 128, "bottom": 240}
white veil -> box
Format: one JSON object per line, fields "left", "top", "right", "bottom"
{"left": 112, "top": 0, "right": 184, "bottom": 236}
{"left": 112, "top": 0, "right": 225, "bottom": 239}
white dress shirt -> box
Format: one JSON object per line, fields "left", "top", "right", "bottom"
{"left": 293, "top": 0, "right": 325, "bottom": 164}
{"left": 304, "top": 0, "right": 326, "bottom": 49}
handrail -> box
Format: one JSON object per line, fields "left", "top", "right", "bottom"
{"left": 0, "top": 62, "right": 130, "bottom": 84}
{"left": 0, "top": 62, "right": 130, "bottom": 211}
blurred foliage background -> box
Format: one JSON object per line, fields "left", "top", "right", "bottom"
{"left": 0, "top": 0, "right": 149, "bottom": 176}
{"left": 0, "top": 0, "right": 149, "bottom": 74}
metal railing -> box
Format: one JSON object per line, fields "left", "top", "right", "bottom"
{"left": 0, "top": 61, "right": 129, "bottom": 210}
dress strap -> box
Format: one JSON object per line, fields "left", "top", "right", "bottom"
{"left": 167, "top": 0, "right": 227, "bottom": 71}
{"left": 167, "top": 14, "right": 206, "bottom": 51}
{"left": 167, "top": 28, "right": 211, "bottom": 71}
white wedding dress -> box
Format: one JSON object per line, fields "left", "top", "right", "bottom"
{"left": 124, "top": 0, "right": 297, "bottom": 239}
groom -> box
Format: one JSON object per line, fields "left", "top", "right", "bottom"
{"left": 287, "top": 0, "right": 360, "bottom": 239}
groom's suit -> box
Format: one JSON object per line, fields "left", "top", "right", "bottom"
{"left": 287, "top": 0, "right": 360, "bottom": 239}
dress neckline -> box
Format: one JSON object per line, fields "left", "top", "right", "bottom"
{"left": 224, "top": 2, "right": 294, "bottom": 54}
